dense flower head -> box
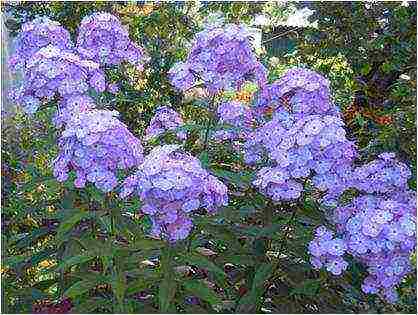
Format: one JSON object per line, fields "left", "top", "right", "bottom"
{"left": 213, "top": 100, "right": 254, "bottom": 141}
{"left": 249, "top": 109, "right": 357, "bottom": 200}
{"left": 77, "top": 12, "right": 148, "bottom": 69}
{"left": 53, "top": 109, "right": 143, "bottom": 192}
{"left": 310, "top": 190, "right": 416, "bottom": 303}
{"left": 352, "top": 152, "right": 411, "bottom": 194}
{"left": 308, "top": 226, "right": 349, "bottom": 276}
{"left": 144, "top": 106, "right": 186, "bottom": 141}
{"left": 9, "top": 45, "right": 105, "bottom": 114}
{"left": 53, "top": 94, "right": 97, "bottom": 128}
{"left": 120, "top": 145, "right": 228, "bottom": 242}
{"left": 318, "top": 153, "right": 414, "bottom": 207}
{"left": 8, "top": 17, "right": 73, "bottom": 72}
{"left": 168, "top": 23, "right": 267, "bottom": 94}
{"left": 253, "top": 68, "right": 338, "bottom": 118}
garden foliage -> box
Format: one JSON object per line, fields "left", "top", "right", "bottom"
{"left": 1, "top": 2, "right": 416, "bottom": 314}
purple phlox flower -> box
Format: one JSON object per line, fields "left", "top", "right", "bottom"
{"left": 9, "top": 17, "right": 73, "bottom": 72}
{"left": 144, "top": 106, "right": 186, "bottom": 141}
{"left": 10, "top": 44, "right": 105, "bottom": 114}
{"left": 77, "top": 12, "right": 148, "bottom": 68}
{"left": 169, "top": 22, "right": 267, "bottom": 94}
{"left": 120, "top": 145, "right": 228, "bottom": 242}
{"left": 325, "top": 257, "right": 348, "bottom": 275}
{"left": 53, "top": 108, "right": 143, "bottom": 192}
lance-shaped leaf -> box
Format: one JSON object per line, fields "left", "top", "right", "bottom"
{"left": 183, "top": 279, "right": 222, "bottom": 307}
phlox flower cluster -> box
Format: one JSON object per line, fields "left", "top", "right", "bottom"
{"left": 249, "top": 108, "right": 357, "bottom": 201}
{"left": 77, "top": 12, "right": 148, "bottom": 69}
{"left": 352, "top": 152, "right": 411, "bottom": 194}
{"left": 213, "top": 100, "right": 254, "bottom": 141}
{"left": 309, "top": 189, "right": 416, "bottom": 303}
{"left": 8, "top": 17, "right": 73, "bottom": 72}
{"left": 52, "top": 94, "right": 97, "bottom": 128}
{"left": 9, "top": 13, "right": 148, "bottom": 193}
{"left": 308, "top": 226, "right": 349, "bottom": 275}
{"left": 168, "top": 23, "right": 267, "bottom": 94}
{"left": 144, "top": 106, "right": 187, "bottom": 141}
{"left": 253, "top": 67, "right": 337, "bottom": 118}
{"left": 120, "top": 145, "right": 228, "bottom": 242}
{"left": 9, "top": 45, "right": 105, "bottom": 114}
{"left": 248, "top": 67, "right": 415, "bottom": 303}
{"left": 53, "top": 104, "right": 143, "bottom": 192}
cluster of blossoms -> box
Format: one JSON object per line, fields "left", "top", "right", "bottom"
{"left": 212, "top": 100, "right": 254, "bottom": 142}
{"left": 247, "top": 108, "right": 357, "bottom": 201}
{"left": 53, "top": 106, "right": 143, "bottom": 192}
{"left": 309, "top": 189, "right": 416, "bottom": 303}
{"left": 52, "top": 94, "right": 97, "bottom": 128}
{"left": 9, "top": 13, "right": 148, "bottom": 192}
{"left": 304, "top": 132, "right": 416, "bottom": 303}
{"left": 9, "top": 14, "right": 416, "bottom": 303}
{"left": 144, "top": 106, "right": 187, "bottom": 141}
{"left": 121, "top": 145, "right": 228, "bottom": 242}
{"left": 351, "top": 152, "right": 411, "bottom": 194}
{"left": 168, "top": 22, "right": 267, "bottom": 94}
{"left": 9, "top": 44, "right": 105, "bottom": 114}
{"left": 77, "top": 12, "right": 148, "bottom": 69}
{"left": 253, "top": 68, "right": 337, "bottom": 118}
{"left": 308, "top": 226, "right": 349, "bottom": 275}
{"left": 244, "top": 67, "right": 416, "bottom": 303}
{"left": 8, "top": 17, "right": 73, "bottom": 72}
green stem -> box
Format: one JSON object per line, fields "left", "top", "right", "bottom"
{"left": 203, "top": 95, "right": 220, "bottom": 151}
{"left": 264, "top": 203, "right": 274, "bottom": 254}
{"left": 159, "top": 244, "right": 175, "bottom": 313}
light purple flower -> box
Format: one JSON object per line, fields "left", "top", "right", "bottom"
{"left": 120, "top": 145, "right": 228, "bottom": 242}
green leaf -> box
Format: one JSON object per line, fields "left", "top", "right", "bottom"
{"left": 55, "top": 254, "right": 95, "bottom": 271}
{"left": 252, "top": 263, "right": 274, "bottom": 292}
{"left": 200, "top": 224, "right": 243, "bottom": 250}
{"left": 183, "top": 280, "right": 222, "bottom": 306}
{"left": 63, "top": 279, "right": 100, "bottom": 299}
{"left": 290, "top": 279, "right": 321, "bottom": 297}
{"left": 129, "top": 238, "right": 166, "bottom": 251}
{"left": 236, "top": 290, "right": 257, "bottom": 313}
{"left": 175, "top": 123, "right": 205, "bottom": 132}
{"left": 198, "top": 151, "right": 210, "bottom": 169}
{"left": 220, "top": 254, "right": 255, "bottom": 267}
{"left": 112, "top": 273, "right": 127, "bottom": 309}
{"left": 56, "top": 210, "right": 92, "bottom": 241}
{"left": 180, "top": 253, "right": 226, "bottom": 279}
{"left": 125, "top": 278, "right": 149, "bottom": 296}
{"left": 71, "top": 297, "right": 113, "bottom": 313}
{"left": 210, "top": 168, "right": 253, "bottom": 187}
{"left": 158, "top": 277, "right": 176, "bottom": 313}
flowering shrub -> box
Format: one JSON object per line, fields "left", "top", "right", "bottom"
{"left": 4, "top": 6, "right": 415, "bottom": 313}
{"left": 121, "top": 145, "right": 228, "bottom": 242}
